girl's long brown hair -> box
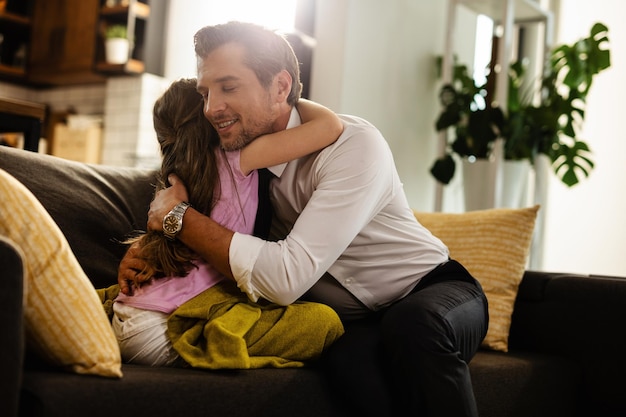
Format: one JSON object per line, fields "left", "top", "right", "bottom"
{"left": 130, "top": 78, "right": 221, "bottom": 279}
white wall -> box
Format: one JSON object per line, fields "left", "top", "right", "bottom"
{"left": 540, "top": 0, "right": 626, "bottom": 276}
{"left": 310, "top": 0, "right": 452, "bottom": 212}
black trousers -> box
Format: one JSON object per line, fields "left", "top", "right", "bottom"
{"left": 323, "top": 260, "right": 489, "bottom": 417}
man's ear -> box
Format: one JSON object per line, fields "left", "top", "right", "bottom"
{"left": 274, "top": 70, "right": 292, "bottom": 103}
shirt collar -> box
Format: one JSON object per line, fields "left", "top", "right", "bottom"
{"left": 267, "top": 107, "right": 301, "bottom": 178}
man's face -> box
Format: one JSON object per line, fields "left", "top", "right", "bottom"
{"left": 196, "top": 42, "right": 280, "bottom": 151}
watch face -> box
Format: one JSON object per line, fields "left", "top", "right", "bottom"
{"left": 163, "top": 214, "right": 180, "bottom": 234}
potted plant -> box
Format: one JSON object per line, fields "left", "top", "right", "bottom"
{"left": 104, "top": 24, "right": 130, "bottom": 65}
{"left": 503, "top": 22, "right": 611, "bottom": 187}
{"left": 431, "top": 61, "right": 506, "bottom": 210}
{"left": 430, "top": 61, "right": 505, "bottom": 186}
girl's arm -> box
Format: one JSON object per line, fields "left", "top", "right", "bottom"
{"left": 240, "top": 99, "right": 343, "bottom": 175}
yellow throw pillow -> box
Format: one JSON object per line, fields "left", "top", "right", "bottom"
{"left": 0, "top": 169, "right": 122, "bottom": 377}
{"left": 414, "top": 205, "right": 539, "bottom": 352}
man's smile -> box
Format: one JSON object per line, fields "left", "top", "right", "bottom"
{"left": 214, "top": 118, "right": 239, "bottom": 133}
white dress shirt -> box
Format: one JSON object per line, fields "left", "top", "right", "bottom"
{"left": 229, "top": 108, "right": 449, "bottom": 311}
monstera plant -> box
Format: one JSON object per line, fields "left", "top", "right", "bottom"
{"left": 503, "top": 22, "right": 611, "bottom": 187}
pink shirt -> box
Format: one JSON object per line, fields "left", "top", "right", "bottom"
{"left": 116, "top": 149, "right": 258, "bottom": 314}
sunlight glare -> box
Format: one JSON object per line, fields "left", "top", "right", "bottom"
{"left": 474, "top": 14, "right": 494, "bottom": 86}
{"left": 195, "top": 0, "right": 298, "bottom": 33}
{"left": 165, "top": 0, "right": 300, "bottom": 79}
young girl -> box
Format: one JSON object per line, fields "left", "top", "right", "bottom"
{"left": 111, "top": 78, "right": 344, "bottom": 367}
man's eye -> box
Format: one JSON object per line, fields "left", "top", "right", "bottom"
{"left": 223, "top": 86, "right": 236, "bottom": 92}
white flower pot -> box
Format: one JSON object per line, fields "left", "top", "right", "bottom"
{"left": 105, "top": 38, "right": 130, "bottom": 64}
{"left": 462, "top": 158, "right": 496, "bottom": 211}
{"left": 500, "top": 159, "right": 531, "bottom": 208}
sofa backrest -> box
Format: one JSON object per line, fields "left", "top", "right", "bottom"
{"left": 0, "top": 146, "right": 157, "bottom": 289}
{"left": 510, "top": 270, "right": 626, "bottom": 415}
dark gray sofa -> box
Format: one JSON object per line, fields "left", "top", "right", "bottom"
{"left": 1, "top": 145, "right": 625, "bottom": 417}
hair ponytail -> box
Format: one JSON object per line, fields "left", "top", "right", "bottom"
{"left": 128, "top": 78, "right": 220, "bottom": 279}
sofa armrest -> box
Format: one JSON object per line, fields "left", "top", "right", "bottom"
{"left": 0, "top": 237, "right": 24, "bottom": 417}
{"left": 509, "top": 270, "right": 626, "bottom": 414}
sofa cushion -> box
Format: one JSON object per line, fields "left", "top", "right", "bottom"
{"left": 414, "top": 206, "right": 539, "bottom": 351}
{"left": 1, "top": 168, "right": 122, "bottom": 378}
{"left": 20, "top": 364, "right": 339, "bottom": 417}
{"left": 469, "top": 350, "right": 580, "bottom": 417}
{"left": 509, "top": 272, "right": 626, "bottom": 416}
{"left": 0, "top": 146, "right": 157, "bottom": 289}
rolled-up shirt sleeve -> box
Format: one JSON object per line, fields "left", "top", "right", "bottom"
{"left": 229, "top": 232, "right": 267, "bottom": 302}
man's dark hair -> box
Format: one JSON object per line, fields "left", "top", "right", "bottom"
{"left": 194, "top": 21, "right": 302, "bottom": 106}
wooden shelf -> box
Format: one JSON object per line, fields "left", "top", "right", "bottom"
{"left": 0, "top": 97, "right": 46, "bottom": 120}
{"left": 0, "top": 10, "right": 31, "bottom": 26}
{"left": 95, "top": 58, "right": 144, "bottom": 74}
{"left": 1, "top": 0, "right": 157, "bottom": 85}
{"left": 0, "top": 63, "right": 26, "bottom": 78}
{"left": 0, "top": 6, "right": 30, "bottom": 83}
{"left": 100, "top": 2, "right": 150, "bottom": 19}
{"left": 96, "top": 1, "right": 151, "bottom": 76}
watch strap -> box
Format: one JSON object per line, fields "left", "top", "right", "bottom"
{"left": 163, "top": 201, "right": 191, "bottom": 240}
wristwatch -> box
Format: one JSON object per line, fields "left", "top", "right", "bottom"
{"left": 162, "top": 201, "right": 191, "bottom": 240}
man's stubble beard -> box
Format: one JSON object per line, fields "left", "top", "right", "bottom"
{"left": 219, "top": 131, "right": 255, "bottom": 152}
{"left": 219, "top": 114, "right": 275, "bottom": 152}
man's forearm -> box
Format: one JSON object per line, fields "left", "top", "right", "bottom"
{"left": 177, "top": 208, "right": 236, "bottom": 280}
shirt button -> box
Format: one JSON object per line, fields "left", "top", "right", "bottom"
{"left": 344, "top": 278, "right": 353, "bottom": 286}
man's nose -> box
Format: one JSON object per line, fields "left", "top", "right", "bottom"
{"left": 204, "top": 92, "right": 226, "bottom": 117}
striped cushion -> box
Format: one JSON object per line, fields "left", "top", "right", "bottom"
{"left": 0, "top": 169, "right": 122, "bottom": 377}
{"left": 414, "top": 205, "right": 539, "bottom": 352}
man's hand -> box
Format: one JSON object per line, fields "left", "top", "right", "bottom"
{"left": 119, "top": 175, "right": 190, "bottom": 295}
{"left": 147, "top": 174, "right": 189, "bottom": 232}
{"left": 117, "top": 241, "right": 151, "bottom": 295}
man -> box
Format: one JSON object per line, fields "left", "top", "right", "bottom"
{"left": 119, "top": 21, "right": 488, "bottom": 417}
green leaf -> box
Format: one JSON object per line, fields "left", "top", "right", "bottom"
{"left": 430, "top": 154, "right": 456, "bottom": 185}
{"left": 551, "top": 140, "right": 595, "bottom": 187}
